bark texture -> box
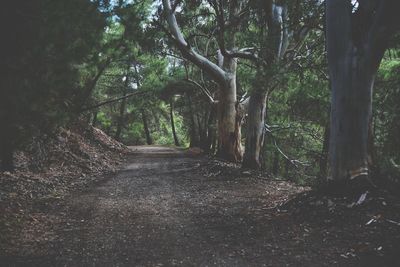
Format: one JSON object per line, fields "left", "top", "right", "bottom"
{"left": 242, "top": 91, "right": 268, "bottom": 169}
{"left": 216, "top": 59, "right": 243, "bottom": 161}
{"left": 326, "top": 0, "right": 400, "bottom": 181}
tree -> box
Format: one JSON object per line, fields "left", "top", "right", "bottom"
{"left": 242, "top": 1, "right": 290, "bottom": 169}
{"left": 161, "top": 0, "right": 256, "bottom": 162}
{"left": 242, "top": 0, "right": 324, "bottom": 169}
{"left": 326, "top": 0, "right": 400, "bottom": 182}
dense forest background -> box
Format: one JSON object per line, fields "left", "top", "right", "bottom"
{"left": 1, "top": 0, "right": 399, "bottom": 188}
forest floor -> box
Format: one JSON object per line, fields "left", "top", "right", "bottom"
{"left": 1, "top": 146, "right": 400, "bottom": 267}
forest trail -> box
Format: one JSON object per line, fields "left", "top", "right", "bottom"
{"left": 2, "top": 146, "right": 398, "bottom": 267}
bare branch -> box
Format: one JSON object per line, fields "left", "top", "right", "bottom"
{"left": 162, "top": 0, "right": 227, "bottom": 85}
{"left": 185, "top": 79, "right": 216, "bottom": 104}
{"left": 81, "top": 91, "right": 146, "bottom": 112}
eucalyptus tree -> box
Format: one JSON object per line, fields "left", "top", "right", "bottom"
{"left": 326, "top": 0, "right": 400, "bottom": 182}
{"left": 161, "top": 0, "right": 259, "bottom": 162}
{"left": 242, "top": 0, "right": 324, "bottom": 169}
{"left": 242, "top": 1, "right": 290, "bottom": 169}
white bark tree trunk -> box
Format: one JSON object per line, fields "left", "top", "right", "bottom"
{"left": 243, "top": 3, "right": 288, "bottom": 169}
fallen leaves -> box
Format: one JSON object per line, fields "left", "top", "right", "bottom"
{"left": 0, "top": 124, "right": 128, "bottom": 253}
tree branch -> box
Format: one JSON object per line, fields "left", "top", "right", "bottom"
{"left": 185, "top": 79, "right": 216, "bottom": 104}
{"left": 162, "top": 0, "right": 227, "bottom": 86}
{"left": 81, "top": 91, "right": 146, "bottom": 112}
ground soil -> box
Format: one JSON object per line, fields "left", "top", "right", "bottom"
{"left": 1, "top": 146, "right": 400, "bottom": 267}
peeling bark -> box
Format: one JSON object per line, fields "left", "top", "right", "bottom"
{"left": 216, "top": 69, "right": 243, "bottom": 162}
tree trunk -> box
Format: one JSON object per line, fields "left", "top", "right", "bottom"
{"left": 115, "top": 66, "right": 130, "bottom": 141}
{"left": 115, "top": 95, "right": 127, "bottom": 141}
{"left": 367, "top": 119, "right": 379, "bottom": 178}
{"left": 77, "top": 58, "right": 111, "bottom": 111}
{"left": 170, "top": 101, "right": 180, "bottom": 146}
{"left": 327, "top": 2, "right": 373, "bottom": 181}
{"left": 242, "top": 91, "right": 268, "bottom": 169}
{"left": 241, "top": 3, "right": 288, "bottom": 169}
{"left": 163, "top": 0, "right": 246, "bottom": 161}
{"left": 141, "top": 109, "right": 153, "bottom": 145}
{"left": 329, "top": 59, "right": 374, "bottom": 181}
{"left": 216, "top": 75, "right": 243, "bottom": 162}
{"left": 319, "top": 122, "right": 330, "bottom": 179}
{"left": 205, "top": 104, "right": 216, "bottom": 152}
{"left": 92, "top": 111, "right": 98, "bottom": 127}
{"left": 326, "top": 0, "right": 399, "bottom": 182}
{"left": 187, "top": 95, "right": 200, "bottom": 147}
{"left": 198, "top": 111, "right": 211, "bottom": 151}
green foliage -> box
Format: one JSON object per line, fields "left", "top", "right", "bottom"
{"left": 374, "top": 58, "right": 400, "bottom": 182}
{"left": 1, "top": 1, "right": 106, "bottom": 147}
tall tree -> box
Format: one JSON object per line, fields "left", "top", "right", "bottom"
{"left": 162, "top": 0, "right": 256, "bottom": 162}
{"left": 115, "top": 62, "right": 132, "bottom": 141}
{"left": 326, "top": 0, "right": 400, "bottom": 181}
{"left": 243, "top": 1, "right": 289, "bottom": 169}
{"left": 243, "top": 0, "right": 323, "bottom": 169}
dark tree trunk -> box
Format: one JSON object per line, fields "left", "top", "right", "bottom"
{"left": 141, "top": 109, "right": 153, "bottom": 145}
{"left": 367, "top": 119, "right": 379, "bottom": 178}
{"left": 243, "top": 91, "right": 268, "bottom": 169}
{"left": 78, "top": 58, "right": 111, "bottom": 111}
{"left": 325, "top": 1, "right": 398, "bottom": 181}
{"left": 114, "top": 95, "right": 127, "bottom": 141}
{"left": 187, "top": 96, "right": 200, "bottom": 147}
{"left": 170, "top": 101, "right": 180, "bottom": 146}
{"left": 205, "top": 104, "right": 216, "bottom": 152}
{"left": 198, "top": 112, "right": 210, "bottom": 151}
{"left": 92, "top": 111, "right": 98, "bottom": 127}
{"left": 319, "top": 122, "right": 330, "bottom": 179}
{"left": 115, "top": 67, "right": 130, "bottom": 141}
{"left": 328, "top": 56, "right": 374, "bottom": 180}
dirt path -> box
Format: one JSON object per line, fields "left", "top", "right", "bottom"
{"left": 2, "top": 146, "right": 399, "bottom": 266}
